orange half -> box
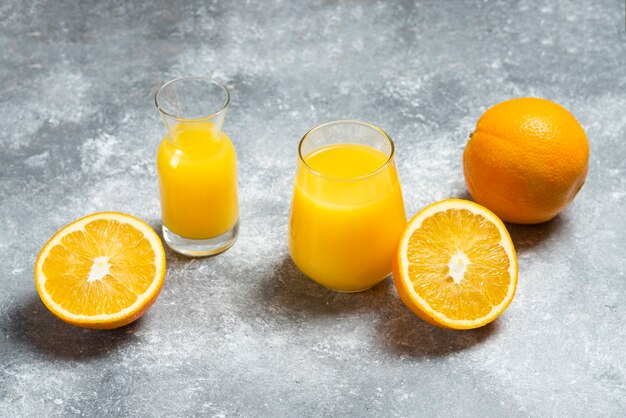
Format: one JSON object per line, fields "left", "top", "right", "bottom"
{"left": 393, "top": 199, "right": 518, "bottom": 329}
{"left": 34, "top": 212, "right": 166, "bottom": 329}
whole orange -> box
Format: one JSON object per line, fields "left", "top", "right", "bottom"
{"left": 463, "top": 97, "right": 589, "bottom": 224}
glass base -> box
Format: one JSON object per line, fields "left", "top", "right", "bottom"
{"left": 162, "top": 220, "right": 239, "bottom": 257}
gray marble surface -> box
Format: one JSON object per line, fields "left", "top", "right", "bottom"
{"left": 1, "top": 0, "right": 625, "bottom": 416}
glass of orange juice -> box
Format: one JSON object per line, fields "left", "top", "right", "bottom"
{"left": 288, "top": 120, "right": 407, "bottom": 292}
{"left": 155, "top": 77, "right": 238, "bottom": 256}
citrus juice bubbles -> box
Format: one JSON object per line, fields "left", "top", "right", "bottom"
{"left": 157, "top": 122, "right": 238, "bottom": 239}
{"left": 155, "top": 77, "right": 238, "bottom": 256}
{"left": 288, "top": 121, "right": 407, "bottom": 292}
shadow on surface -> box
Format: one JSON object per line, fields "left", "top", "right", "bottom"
{"left": 505, "top": 216, "right": 564, "bottom": 253}
{"left": 374, "top": 288, "right": 499, "bottom": 358}
{"left": 4, "top": 295, "right": 141, "bottom": 360}
{"left": 453, "top": 190, "right": 473, "bottom": 201}
{"left": 256, "top": 255, "right": 393, "bottom": 318}
{"left": 258, "top": 256, "right": 498, "bottom": 357}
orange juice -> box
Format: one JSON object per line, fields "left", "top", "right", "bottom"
{"left": 289, "top": 143, "right": 406, "bottom": 291}
{"left": 157, "top": 122, "right": 238, "bottom": 240}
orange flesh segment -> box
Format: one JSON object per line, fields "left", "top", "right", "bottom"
{"left": 41, "top": 219, "right": 157, "bottom": 316}
{"left": 406, "top": 208, "right": 511, "bottom": 321}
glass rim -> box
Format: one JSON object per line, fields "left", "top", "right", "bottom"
{"left": 154, "top": 76, "right": 231, "bottom": 122}
{"left": 297, "top": 120, "right": 396, "bottom": 182}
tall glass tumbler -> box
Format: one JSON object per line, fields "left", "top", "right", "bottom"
{"left": 288, "top": 120, "right": 407, "bottom": 292}
{"left": 155, "top": 77, "right": 239, "bottom": 256}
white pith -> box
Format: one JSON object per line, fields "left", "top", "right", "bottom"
{"left": 448, "top": 250, "right": 470, "bottom": 284}
{"left": 399, "top": 199, "right": 517, "bottom": 327}
{"left": 87, "top": 256, "right": 111, "bottom": 283}
{"left": 35, "top": 213, "right": 166, "bottom": 323}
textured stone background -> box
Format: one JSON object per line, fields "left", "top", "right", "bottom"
{"left": 1, "top": 0, "right": 625, "bottom": 416}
